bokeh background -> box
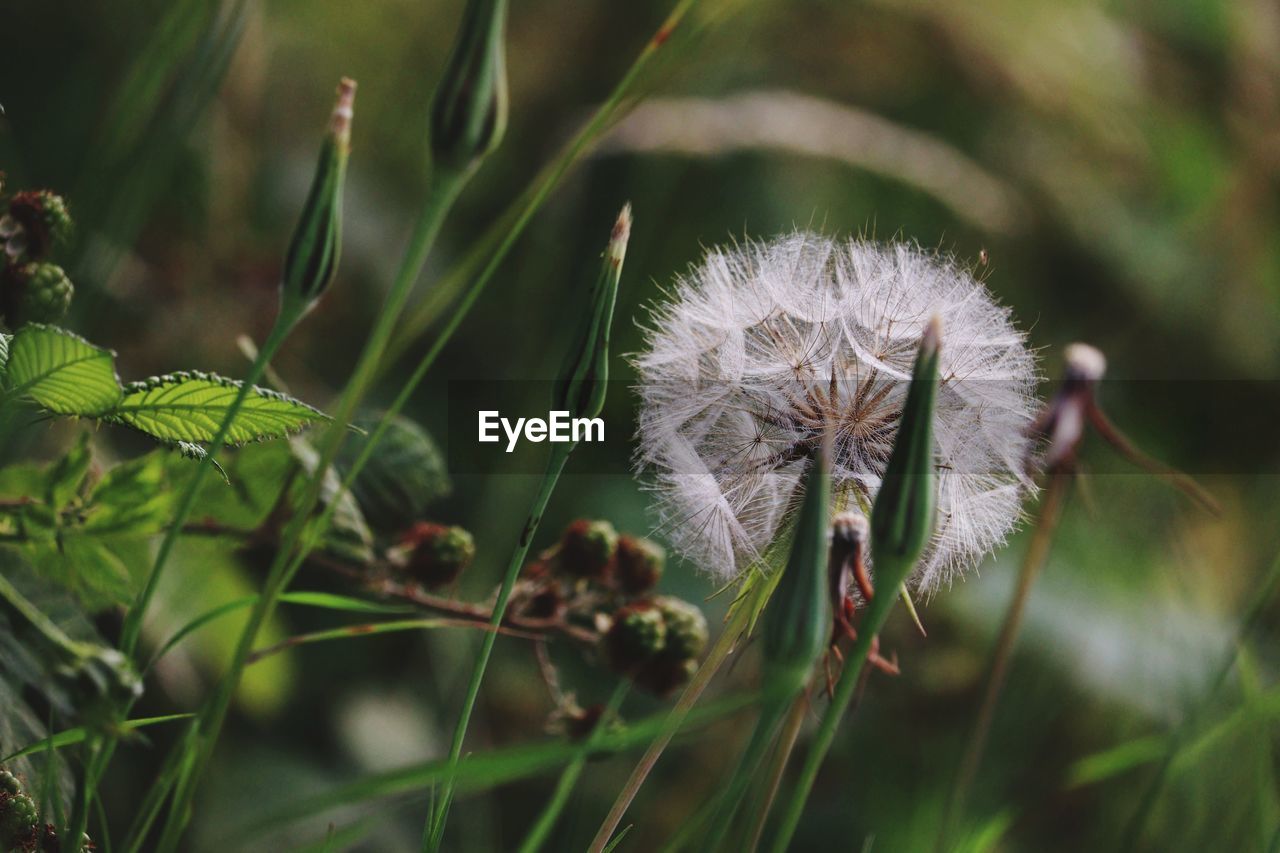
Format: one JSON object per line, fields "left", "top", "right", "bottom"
{"left": 2, "top": 0, "right": 1279, "bottom": 849}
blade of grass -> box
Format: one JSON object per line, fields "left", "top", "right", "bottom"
{"left": 518, "top": 681, "right": 630, "bottom": 853}
{"left": 1121, "top": 543, "right": 1280, "bottom": 847}
{"left": 225, "top": 691, "right": 755, "bottom": 846}
{"left": 244, "top": 616, "right": 537, "bottom": 665}
{"left": 1, "top": 715, "right": 194, "bottom": 763}
{"left": 935, "top": 470, "right": 1069, "bottom": 849}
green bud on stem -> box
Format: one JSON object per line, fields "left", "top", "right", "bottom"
{"left": 280, "top": 77, "right": 355, "bottom": 318}
{"left": 429, "top": 0, "right": 508, "bottom": 175}
{"left": 552, "top": 203, "right": 632, "bottom": 422}
{"left": 869, "top": 316, "right": 941, "bottom": 591}
{"left": 761, "top": 443, "right": 833, "bottom": 701}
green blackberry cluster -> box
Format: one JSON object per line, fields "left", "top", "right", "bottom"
{"left": 513, "top": 519, "right": 708, "bottom": 696}
{"left": 0, "top": 768, "right": 94, "bottom": 852}
{"left": 0, "top": 182, "right": 75, "bottom": 328}
{"left": 390, "top": 521, "right": 476, "bottom": 589}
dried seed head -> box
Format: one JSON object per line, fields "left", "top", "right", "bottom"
{"left": 634, "top": 234, "right": 1039, "bottom": 594}
{"left": 1064, "top": 342, "right": 1106, "bottom": 383}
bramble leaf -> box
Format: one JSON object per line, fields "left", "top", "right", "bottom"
{"left": 106, "top": 371, "right": 328, "bottom": 446}
{"left": 1, "top": 324, "right": 123, "bottom": 416}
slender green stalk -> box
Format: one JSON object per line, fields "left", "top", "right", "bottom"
{"left": 518, "top": 681, "right": 630, "bottom": 853}
{"left": 744, "top": 694, "right": 807, "bottom": 851}
{"left": 424, "top": 444, "right": 572, "bottom": 851}
{"left": 588, "top": 602, "right": 750, "bottom": 853}
{"left": 151, "top": 172, "right": 467, "bottom": 853}
{"left": 119, "top": 311, "right": 298, "bottom": 657}
{"left": 1121, "top": 543, "right": 1280, "bottom": 848}
{"left": 935, "top": 471, "right": 1069, "bottom": 850}
{"left": 702, "top": 700, "right": 790, "bottom": 850}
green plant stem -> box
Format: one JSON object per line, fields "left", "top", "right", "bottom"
{"left": 425, "top": 442, "right": 573, "bottom": 851}
{"left": 1121, "top": 543, "right": 1280, "bottom": 849}
{"left": 702, "top": 697, "right": 790, "bottom": 851}
{"left": 935, "top": 470, "right": 1069, "bottom": 850}
{"left": 120, "top": 305, "right": 299, "bottom": 658}
{"left": 744, "top": 693, "right": 807, "bottom": 851}
{"left": 588, "top": 602, "right": 750, "bottom": 853}
{"left": 71, "top": 293, "right": 301, "bottom": 848}
{"left": 518, "top": 681, "right": 630, "bottom": 853}
{"left": 150, "top": 170, "right": 467, "bottom": 853}
{"left": 766, "top": 558, "right": 916, "bottom": 852}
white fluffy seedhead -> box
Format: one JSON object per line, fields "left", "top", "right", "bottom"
{"left": 632, "top": 233, "right": 1040, "bottom": 595}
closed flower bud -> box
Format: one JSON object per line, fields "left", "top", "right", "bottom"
{"left": 2, "top": 261, "right": 73, "bottom": 326}
{"left": 429, "top": 0, "right": 508, "bottom": 174}
{"left": 869, "top": 317, "right": 940, "bottom": 592}
{"left": 552, "top": 204, "right": 631, "bottom": 423}
{"left": 280, "top": 78, "right": 355, "bottom": 318}
{"left": 761, "top": 442, "right": 833, "bottom": 701}
{"left": 3, "top": 190, "right": 72, "bottom": 260}
{"left": 613, "top": 535, "right": 664, "bottom": 593}
{"left": 558, "top": 519, "right": 618, "bottom": 579}
{"left": 654, "top": 596, "right": 708, "bottom": 659}
{"left": 604, "top": 602, "right": 667, "bottom": 672}
{"left": 394, "top": 522, "right": 475, "bottom": 588}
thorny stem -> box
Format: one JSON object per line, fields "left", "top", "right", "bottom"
{"left": 425, "top": 442, "right": 573, "bottom": 851}
{"left": 151, "top": 170, "right": 468, "bottom": 853}
{"left": 935, "top": 470, "right": 1069, "bottom": 851}
{"left": 518, "top": 680, "right": 631, "bottom": 853}
{"left": 1121, "top": 544, "right": 1280, "bottom": 849}
{"left": 588, "top": 602, "right": 750, "bottom": 853}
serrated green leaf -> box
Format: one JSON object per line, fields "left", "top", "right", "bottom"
{"left": 1, "top": 324, "right": 123, "bottom": 416}
{"left": 107, "top": 370, "right": 327, "bottom": 445}
{"left": 45, "top": 432, "right": 92, "bottom": 509}
{"left": 0, "top": 332, "right": 11, "bottom": 376}
{"left": 82, "top": 452, "right": 173, "bottom": 536}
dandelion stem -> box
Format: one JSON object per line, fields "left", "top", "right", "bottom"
{"left": 425, "top": 442, "right": 573, "bottom": 851}
{"left": 935, "top": 470, "right": 1069, "bottom": 851}
{"left": 1120, "top": 542, "right": 1280, "bottom": 848}
{"left": 518, "top": 681, "right": 630, "bottom": 853}
{"left": 588, "top": 602, "right": 750, "bottom": 853}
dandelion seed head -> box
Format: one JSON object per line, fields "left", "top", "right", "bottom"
{"left": 632, "top": 233, "right": 1040, "bottom": 595}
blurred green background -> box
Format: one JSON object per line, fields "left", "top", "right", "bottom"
{"left": 2, "top": 0, "right": 1279, "bottom": 849}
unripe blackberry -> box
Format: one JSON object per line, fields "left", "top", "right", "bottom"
{"left": 558, "top": 519, "right": 617, "bottom": 580}
{"left": 604, "top": 602, "right": 666, "bottom": 672}
{"left": 6, "top": 190, "right": 72, "bottom": 259}
{"left": 633, "top": 654, "right": 697, "bottom": 697}
{"left": 0, "top": 791, "right": 38, "bottom": 850}
{"left": 394, "top": 522, "right": 475, "bottom": 588}
{"left": 654, "top": 596, "right": 708, "bottom": 660}
{"left": 0, "top": 769, "right": 20, "bottom": 796}
{"left": 3, "top": 262, "right": 73, "bottom": 326}
{"left": 613, "top": 535, "right": 664, "bottom": 594}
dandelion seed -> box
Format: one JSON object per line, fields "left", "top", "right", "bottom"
{"left": 632, "top": 233, "right": 1039, "bottom": 594}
